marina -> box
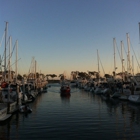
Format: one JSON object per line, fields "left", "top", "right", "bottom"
{"left": 0, "top": 83, "right": 140, "bottom": 140}
{"left": 0, "top": 1, "right": 140, "bottom": 139}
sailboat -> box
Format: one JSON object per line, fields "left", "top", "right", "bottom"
{"left": 0, "top": 22, "right": 24, "bottom": 116}
{"left": 0, "top": 103, "right": 11, "bottom": 121}
{"left": 124, "top": 24, "right": 140, "bottom": 103}
{"left": 23, "top": 57, "right": 48, "bottom": 103}
{"left": 0, "top": 22, "right": 12, "bottom": 121}
{"left": 94, "top": 50, "right": 105, "bottom": 95}
{"left": 118, "top": 40, "right": 130, "bottom": 100}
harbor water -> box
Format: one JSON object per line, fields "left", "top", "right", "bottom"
{"left": 0, "top": 83, "right": 140, "bottom": 140}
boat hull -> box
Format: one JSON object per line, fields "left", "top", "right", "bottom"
{"left": 0, "top": 107, "right": 11, "bottom": 122}
{"left": 60, "top": 89, "right": 70, "bottom": 96}
{"left": 128, "top": 95, "right": 140, "bottom": 104}
{"left": 19, "top": 105, "right": 32, "bottom": 113}
{"left": 60, "top": 86, "right": 71, "bottom": 96}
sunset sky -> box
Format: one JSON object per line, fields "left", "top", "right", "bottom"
{"left": 0, "top": 0, "right": 140, "bottom": 78}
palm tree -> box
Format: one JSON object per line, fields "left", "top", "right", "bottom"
{"left": 59, "top": 74, "right": 65, "bottom": 81}
{"left": 50, "top": 74, "right": 57, "bottom": 80}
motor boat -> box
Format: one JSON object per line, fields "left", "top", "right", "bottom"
{"left": 19, "top": 104, "right": 32, "bottom": 113}
{"left": 60, "top": 84, "right": 71, "bottom": 96}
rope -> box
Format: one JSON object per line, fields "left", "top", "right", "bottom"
{"left": 115, "top": 40, "right": 122, "bottom": 62}
{"left": 130, "top": 40, "right": 140, "bottom": 69}
{"left": 99, "top": 55, "right": 105, "bottom": 76}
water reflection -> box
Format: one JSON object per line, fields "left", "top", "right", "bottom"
{"left": 0, "top": 120, "right": 10, "bottom": 140}
{"left": 0, "top": 112, "right": 20, "bottom": 140}
{"left": 127, "top": 103, "right": 140, "bottom": 124}
{"left": 1, "top": 85, "right": 140, "bottom": 139}
{"left": 60, "top": 95, "right": 70, "bottom": 104}
{"left": 12, "top": 112, "right": 19, "bottom": 128}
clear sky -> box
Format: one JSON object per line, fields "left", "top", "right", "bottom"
{"left": 0, "top": 0, "right": 140, "bottom": 77}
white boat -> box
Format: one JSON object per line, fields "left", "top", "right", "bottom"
{"left": 119, "top": 88, "right": 131, "bottom": 100}
{"left": 109, "top": 85, "right": 130, "bottom": 99}
{"left": 84, "top": 82, "right": 91, "bottom": 91}
{"left": 0, "top": 83, "right": 23, "bottom": 113}
{"left": 102, "top": 88, "right": 112, "bottom": 97}
{"left": 90, "top": 87, "right": 95, "bottom": 93}
{"left": 94, "top": 87, "right": 103, "bottom": 95}
{"left": 0, "top": 22, "right": 22, "bottom": 114}
{"left": 119, "top": 95, "right": 129, "bottom": 100}
{"left": 0, "top": 104, "right": 11, "bottom": 122}
{"left": 128, "top": 95, "right": 140, "bottom": 104}
{"left": 110, "top": 89, "right": 121, "bottom": 98}
{"left": 19, "top": 104, "right": 32, "bottom": 113}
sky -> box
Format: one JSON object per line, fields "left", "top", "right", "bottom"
{"left": 0, "top": 0, "right": 140, "bottom": 78}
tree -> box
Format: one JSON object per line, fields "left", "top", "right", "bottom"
{"left": 112, "top": 71, "right": 115, "bottom": 77}
{"left": 77, "top": 72, "right": 90, "bottom": 79}
{"left": 17, "top": 74, "right": 23, "bottom": 81}
{"left": 39, "top": 73, "right": 45, "bottom": 79}
{"left": 59, "top": 74, "right": 65, "bottom": 81}
{"left": 88, "top": 71, "right": 94, "bottom": 76}
{"left": 46, "top": 74, "right": 57, "bottom": 80}
{"left": 46, "top": 74, "right": 50, "bottom": 80}
{"left": 49, "top": 74, "right": 57, "bottom": 80}
{"left": 71, "top": 71, "right": 79, "bottom": 80}
{"left": 36, "top": 72, "right": 39, "bottom": 78}
{"left": 104, "top": 74, "right": 112, "bottom": 79}
{"left": 23, "top": 74, "right": 27, "bottom": 78}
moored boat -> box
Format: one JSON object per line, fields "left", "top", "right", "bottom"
{"left": 0, "top": 82, "right": 23, "bottom": 113}
{"left": 19, "top": 104, "right": 32, "bottom": 113}
{"left": 60, "top": 84, "right": 71, "bottom": 96}
{"left": 128, "top": 95, "right": 140, "bottom": 104}
{"left": 0, "top": 103, "right": 12, "bottom": 122}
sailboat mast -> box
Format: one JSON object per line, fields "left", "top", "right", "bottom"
{"left": 126, "top": 33, "right": 131, "bottom": 74}
{"left": 132, "top": 55, "right": 134, "bottom": 76}
{"left": 4, "top": 22, "right": 8, "bottom": 81}
{"left": 121, "top": 41, "right": 124, "bottom": 80}
{"left": 113, "top": 38, "right": 116, "bottom": 73}
{"left": 15, "top": 40, "right": 18, "bottom": 83}
{"left": 8, "top": 36, "right": 11, "bottom": 82}
{"left": 35, "top": 60, "right": 36, "bottom": 79}
{"left": 97, "top": 49, "right": 100, "bottom": 78}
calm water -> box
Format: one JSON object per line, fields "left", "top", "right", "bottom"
{"left": 1, "top": 83, "right": 140, "bottom": 140}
